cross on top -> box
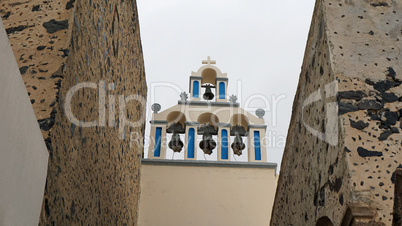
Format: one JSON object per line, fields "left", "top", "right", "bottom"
{"left": 202, "top": 56, "right": 216, "bottom": 65}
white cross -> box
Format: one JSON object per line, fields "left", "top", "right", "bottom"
{"left": 202, "top": 56, "right": 216, "bottom": 65}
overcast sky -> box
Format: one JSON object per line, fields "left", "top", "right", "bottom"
{"left": 136, "top": 0, "right": 315, "bottom": 169}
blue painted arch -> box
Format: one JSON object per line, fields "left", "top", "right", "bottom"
{"left": 254, "top": 131, "right": 261, "bottom": 161}
{"left": 219, "top": 82, "right": 225, "bottom": 99}
{"left": 154, "top": 127, "right": 162, "bottom": 157}
{"left": 221, "top": 129, "right": 229, "bottom": 160}
{"left": 192, "top": 81, "right": 199, "bottom": 98}
{"left": 187, "top": 128, "right": 195, "bottom": 158}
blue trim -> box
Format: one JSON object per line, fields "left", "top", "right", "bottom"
{"left": 154, "top": 127, "right": 162, "bottom": 157}
{"left": 221, "top": 129, "right": 229, "bottom": 160}
{"left": 193, "top": 81, "right": 199, "bottom": 98}
{"left": 254, "top": 131, "right": 261, "bottom": 161}
{"left": 219, "top": 82, "right": 225, "bottom": 99}
{"left": 188, "top": 128, "right": 195, "bottom": 158}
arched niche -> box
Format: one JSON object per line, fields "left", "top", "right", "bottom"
{"left": 201, "top": 68, "right": 217, "bottom": 85}
{"left": 316, "top": 216, "right": 333, "bottom": 226}
{"left": 192, "top": 80, "right": 200, "bottom": 98}
{"left": 218, "top": 81, "right": 225, "bottom": 99}
{"left": 197, "top": 113, "right": 219, "bottom": 128}
{"left": 230, "top": 114, "right": 249, "bottom": 131}
{"left": 167, "top": 111, "right": 186, "bottom": 127}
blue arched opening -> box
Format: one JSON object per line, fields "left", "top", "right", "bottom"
{"left": 154, "top": 127, "right": 162, "bottom": 157}
{"left": 219, "top": 82, "right": 225, "bottom": 99}
{"left": 187, "top": 128, "right": 195, "bottom": 158}
{"left": 193, "top": 81, "right": 199, "bottom": 98}
{"left": 254, "top": 131, "right": 261, "bottom": 160}
{"left": 221, "top": 129, "right": 229, "bottom": 160}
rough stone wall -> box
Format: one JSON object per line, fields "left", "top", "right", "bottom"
{"left": 271, "top": 0, "right": 401, "bottom": 225}
{"left": 1, "top": 0, "right": 146, "bottom": 225}
{"left": 1, "top": 0, "right": 73, "bottom": 139}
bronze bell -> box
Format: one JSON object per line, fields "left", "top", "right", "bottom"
{"left": 231, "top": 133, "right": 245, "bottom": 156}
{"left": 167, "top": 122, "right": 185, "bottom": 153}
{"left": 198, "top": 124, "right": 217, "bottom": 155}
{"left": 168, "top": 133, "right": 184, "bottom": 153}
{"left": 202, "top": 84, "right": 215, "bottom": 100}
{"left": 230, "top": 125, "right": 247, "bottom": 156}
{"left": 199, "top": 132, "right": 216, "bottom": 155}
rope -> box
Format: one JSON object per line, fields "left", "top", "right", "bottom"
{"left": 233, "top": 153, "right": 238, "bottom": 161}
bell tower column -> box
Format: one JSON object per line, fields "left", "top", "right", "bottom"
{"left": 215, "top": 78, "right": 228, "bottom": 102}
{"left": 189, "top": 76, "right": 202, "bottom": 101}
{"left": 184, "top": 121, "right": 199, "bottom": 160}
{"left": 247, "top": 125, "right": 267, "bottom": 162}
{"left": 217, "top": 123, "right": 231, "bottom": 161}
{"left": 148, "top": 120, "right": 168, "bottom": 159}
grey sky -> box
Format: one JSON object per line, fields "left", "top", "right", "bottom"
{"left": 137, "top": 0, "right": 315, "bottom": 169}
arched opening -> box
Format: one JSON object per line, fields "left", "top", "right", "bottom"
{"left": 230, "top": 114, "right": 249, "bottom": 157}
{"left": 230, "top": 114, "right": 249, "bottom": 131}
{"left": 197, "top": 113, "right": 219, "bottom": 128}
{"left": 166, "top": 112, "right": 186, "bottom": 156}
{"left": 221, "top": 129, "right": 229, "bottom": 160}
{"left": 167, "top": 111, "right": 186, "bottom": 127}
{"left": 219, "top": 82, "right": 225, "bottom": 99}
{"left": 192, "top": 80, "right": 199, "bottom": 98}
{"left": 254, "top": 131, "right": 261, "bottom": 160}
{"left": 187, "top": 128, "right": 195, "bottom": 159}
{"left": 201, "top": 68, "right": 217, "bottom": 85}
{"left": 197, "top": 113, "right": 219, "bottom": 156}
{"left": 316, "top": 216, "right": 333, "bottom": 226}
{"left": 154, "top": 127, "right": 162, "bottom": 157}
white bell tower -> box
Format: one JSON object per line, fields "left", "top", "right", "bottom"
{"left": 149, "top": 57, "right": 268, "bottom": 162}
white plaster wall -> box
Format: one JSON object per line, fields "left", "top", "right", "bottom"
{"left": 139, "top": 162, "right": 277, "bottom": 226}
{"left": 0, "top": 18, "right": 48, "bottom": 225}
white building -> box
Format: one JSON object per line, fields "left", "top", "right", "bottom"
{"left": 139, "top": 57, "right": 277, "bottom": 225}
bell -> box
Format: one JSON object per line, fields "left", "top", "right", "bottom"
{"left": 166, "top": 122, "right": 185, "bottom": 134}
{"left": 198, "top": 124, "right": 217, "bottom": 155}
{"left": 203, "top": 84, "right": 215, "bottom": 100}
{"left": 199, "top": 132, "right": 216, "bottom": 155}
{"left": 231, "top": 133, "right": 245, "bottom": 156}
{"left": 167, "top": 122, "right": 185, "bottom": 152}
{"left": 168, "top": 133, "right": 184, "bottom": 153}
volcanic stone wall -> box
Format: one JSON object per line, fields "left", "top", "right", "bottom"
{"left": 1, "top": 0, "right": 73, "bottom": 139}
{"left": 271, "top": 0, "right": 401, "bottom": 225}
{"left": 1, "top": 0, "right": 146, "bottom": 225}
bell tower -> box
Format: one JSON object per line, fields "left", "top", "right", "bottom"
{"left": 189, "top": 56, "right": 228, "bottom": 102}
{"left": 148, "top": 57, "right": 268, "bottom": 162}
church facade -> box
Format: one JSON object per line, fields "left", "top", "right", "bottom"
{"left": 148, "top": 57, "right": 268, "bottom": 162}
{"left": 139, "top": 58, "right": 278, "bottom": 225}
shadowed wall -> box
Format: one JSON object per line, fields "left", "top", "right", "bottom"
{"left": 271, "top": 0, "right": 401, "bottom": 225}
{"left": 1, "top": 0, "right": 146, "bottom": 224}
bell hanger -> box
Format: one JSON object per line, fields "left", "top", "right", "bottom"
{"left": 201, "top": 84, "right": 215, "bottom": 100}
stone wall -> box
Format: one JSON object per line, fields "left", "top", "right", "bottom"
{"left": 271, "top": 0, "right": 401, "bottom": 225}
{"left": 1, "top": 0, "right": 146, "bottom": 224}
{"left": 1, "top": 0, "right": 73, "bottom": 139}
